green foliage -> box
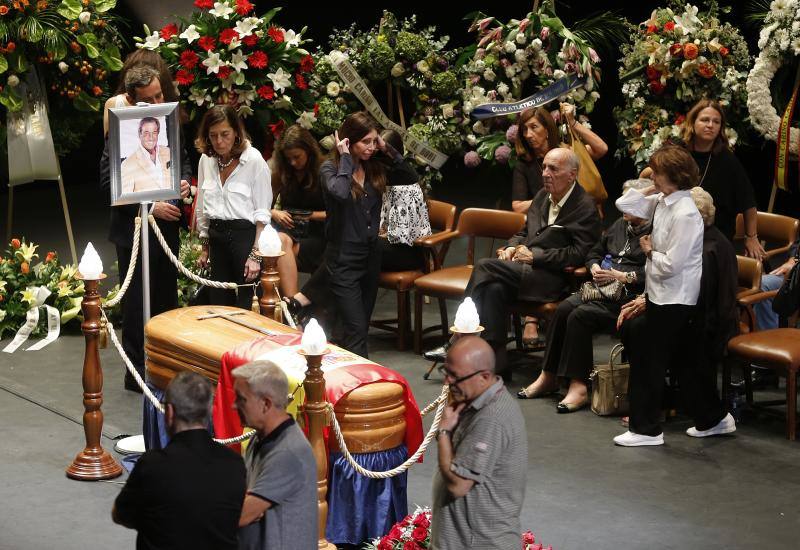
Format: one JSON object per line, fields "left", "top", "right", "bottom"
{"left": 359, "top": 41, "right": 395, "bottom": 80}
{"left": 395, "top": 31, "right": 429, "bottom": 63}
{"left": 431, "top": 71, "right": 458, "bottom": 98}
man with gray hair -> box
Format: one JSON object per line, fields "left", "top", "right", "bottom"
{"left": 233, "top": 360, "right": 317, "bottom": 550}
{"left": 112, "top": 372, "right": 246, "bottom": 549}
{"left": 464, "top": 147, "right": 603, "bottom": 376}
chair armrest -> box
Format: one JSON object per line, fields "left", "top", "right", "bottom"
{"left": 737, "top": 290, "right": 778, "bottom": 307}
{"left": 414, "top": 229, "right": 460, "bottom": 248}
{"left": 763, "top": 246, "right": 791, "bottom": 260}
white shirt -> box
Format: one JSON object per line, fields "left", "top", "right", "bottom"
{"left": 196, "top": 143, "right": 272, "bottom": 238}
{"left": 624, "top": 188, "right": 703, "bottom": 306}
{"left": 547, "top": 183, "right": 576, "bottom": 225}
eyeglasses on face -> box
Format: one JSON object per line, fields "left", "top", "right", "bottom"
{"left": 437, "top": 365, "right": 487, "bottom": 385}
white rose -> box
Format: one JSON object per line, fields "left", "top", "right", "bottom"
{"left": 516, "top": 32, "right": 527, "bottom": 45}
{"left": 553, "top": 69, "right": 566, "bottom": 79}
{"left": 416, "top": 60, "right": 430, "bottom": 74}
{"left": 78, "top": 11, "right": 91, "bottom": 24}
{"left": 466, "top": 134, "right": 478, "bottom": 146}
{"left": 58, "top": 62, "right": 69, "bottom": 74}
{"left": 326, "top": 81, "right": 340, "bottom": 97}
{"left": 472, "top": 120, "right": 487, "bottom": 135}
{"left": 463, "top": 101, "right": 473, "bottom": 115}
{"left": 504, "top": 41, "right": 517, "bottom": 53}
{"left": 483, "top": 68, "right": 496, "bottom": 81}
{"left": 591, "top": 91, "right": 600, "bottom": 99}
{"left": 471, "top": 86, "right": 485, "bottom": 99}
{"left": 320, "top": 135, "right": 335, "bottom": 150}
{"left": 442, "top": 104, "right": 454, "bottom": 118}
{"left": 390, "top": 62, "right": 405, "bottom": 77}
{"left": 7, "top": 75, "right": 20, "bottom": 87}
{"left": 531, "top": 38, "right": 542, "bottom": 50}
{"left": 474, "top": 59, "right": 485, "bottom": 71}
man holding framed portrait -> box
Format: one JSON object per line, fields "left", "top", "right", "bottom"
{"left": 99, "top": 64, "right": 191, "bottom": 393}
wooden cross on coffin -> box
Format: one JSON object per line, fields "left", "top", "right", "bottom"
{"left": 196, "top": 309, "right": 280, "bottom": 337}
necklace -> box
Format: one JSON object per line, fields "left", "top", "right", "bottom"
{"left": 698, "top": 151, "right": 712, "bottom": 187}
{"left": 218, "top": 156, "right": 235, "bottom": 170}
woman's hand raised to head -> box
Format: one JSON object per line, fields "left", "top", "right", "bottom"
{"left": 376, "top": 134, "right": 387, "bottom": 153}
{"left": 334, "top": 131, "right": 350, "bottom": 156}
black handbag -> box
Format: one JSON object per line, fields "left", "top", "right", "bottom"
{"left": 772, "top": 249, "right": 800, "bottom": 317}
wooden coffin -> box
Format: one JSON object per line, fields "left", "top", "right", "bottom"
{"left": 144, "top": 306, "right": 407, "bottom": 453}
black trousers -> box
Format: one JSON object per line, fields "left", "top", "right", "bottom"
{"left": 543, "top": 293, "right": 621, "bottom": 381}
{"left": 116, "top": 238, "right": 178, "bottom": 381}
{"left": 624, "top": 300, "right": 726, "bottom": 436}
{"left": 379, "top": 240, "right": 425, "bottom": 272}
{"left": 327, "top": 242, "right": 381, "bottom": 358}
{"left": 464, "top": 258, "right": 528, "bottom": 373}
{"left": 208, "top": 220, "right": 256, "bottom": 310}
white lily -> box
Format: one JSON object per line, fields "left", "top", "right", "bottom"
{"left": 188, "top": 88, "right": 212, "bottom": 106}
{"left": 180, "top": 24, "right": 200, "bottom": 44}
{"left": 202, "top": 52, "right": 226, "bottom": 74}
{"left": 297, "top": 111, "right": 317, "bottom": 130}
{"left": 283, "top": 29, "right": 301, "bottom": 47}
{"left": 230, "top": 50, "right": 249, "bottom": 73}
{"left": 142, "top": 31, "right": 164, "bottom": 50}
{"left": 268, "top": 67, "right": 292, "bottom": 93}
{"left": 273, "top": 96, "right": 293, "bottom": 110}
{"left": 236, "top": 17, "right": 260, "bottom": 37}
{"left": 674, "top": 4, "right": 701, "bottom": 35}
{"left": 210, "top": 1, "right": 234, "bottom": 19}
{"left": 237, "top": 88, "right": 257, "bottom": 105}
{"left": 227, "top": 36, "right": 241, "bottom": 50}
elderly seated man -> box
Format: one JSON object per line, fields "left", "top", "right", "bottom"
{"left": 464, "top": 147, "right": 603, "bottom": 376}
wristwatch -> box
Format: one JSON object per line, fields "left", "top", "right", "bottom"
{"left": 437, "top": 429, "right": 452, "bottom": 440}
{"left": 625, "top": 272, "right": 636, "bottom": 284}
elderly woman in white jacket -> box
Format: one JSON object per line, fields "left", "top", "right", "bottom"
{"left": 613, "top": 145, "right": 734, "bottom": 447}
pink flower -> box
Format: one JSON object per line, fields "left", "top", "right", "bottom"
{"left": 588, "top": 47, "right": 600, "bottom": 63}
{"left": 506, "top": 124, "right": 519, "bottom": 143}
{"left": 540, "top": 26, "right": 550, "bottom": 40}
{"left": 522, "top": 530, "right": 536, "bottom": 545}
{"left": 494, "top": 144, "right": 512, "bottom": 164}
{"left": 464, "top": 151, "right": 481, "bottom": 168}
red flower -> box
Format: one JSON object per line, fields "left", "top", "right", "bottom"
{"left": 160, "top": 23, "right": 178, "bottom": 41}
{"left": 198, "top": 36, "right": 216, "bottom": 52}
{"left": 411, "top": 526, "right": 428, "bottom": 543}
{"left": 719, "top": 46, "right": 729, "bottom": 56}
{"left": 179, "top": 50, "right": 200, "bottom": 69}
{"left": 10, "top": 238, "right": 20, "bottom": 249}
{"left": 675, "top": 114, "right": 686, "bottom": 126}
{"left": 248, "top": 51, "right": 268, "bottom": 69}
{"left": 257, "top": 85, "right": 275, "bottom": 100}
{"left": 313, "top": 102, "right": 319, "bottom": 116}
{"left": 377, "top": 538, "right": 394, "bottom": 550}
{"left": 645, "top": 65, "right": 661, "bottom": 80}
{"left": 295, "top": 73, "right": 308, "bottom": 90}
{"left": 683, "top": 43, "right": 699, "bottom": 60}
{"left": 386, "top": 524, "right": 404, "bottom": 541}
{"left": 664, "top": 21, "right": 675, "bottom": 32}
{"left": 646, "top": 24, "right": 658, "bottom": 34}
{"left": 45, "top": 251, "right": 56, "bottom": 263}
{"left": 669, "top": 43, "right": 683, "bottom": 57}
{"left": 219, "top": 28, "right": 239, "bottom": 45}
{"left": 300, "top": 54, "right": 314, "bottom": 73}
{"left": 697, "top": 63, "right": 716, "bottom": 79}
{"left": 176, "top": 69, "right": 195, "bottom": 86}
{"left": 268, "top": 26, "right": 284, "bottom": 43}
{"left": 194, "top": 0, "right": 213, "bottom": 8}
{"left": 522, "top": 530, "right": 536, "bottom": 545}
{"left": 235, "top": 0, "right": 254, "bottom": 15}
{"left": 217, "top": 66, "right": 232, "bottom": 80}
{"left": 242, "top": 34, "right": 259, "bottom": 47}
{"left": 412, "top": 514, "right": 430, "bottom": 529}
{"left": 648, "top": 80, "right": 665, "bottom": 95}
{"left": 403, "top": 542, "right": 421, "bottom": 550}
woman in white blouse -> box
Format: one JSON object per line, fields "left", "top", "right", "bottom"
{"left": 195, "top": 106, "right": 272, "bottom": 309}
{"left": 613, "top": 145, "right": 726, "bottom": 447}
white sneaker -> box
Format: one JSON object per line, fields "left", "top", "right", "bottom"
{"left": 686, "top": 413, "right": 736, "bottom": 438}
{"left": 613, "top": 430, "right": 664, "bottom": 447}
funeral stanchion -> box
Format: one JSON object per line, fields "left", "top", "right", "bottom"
{"left": 299, "top": 320, "right": 336, "bottom": 550}
{"left": 256, "top": 226, "right": 284, "bottom": 322}
{"left": 66, "top": 243, "right": 122, "bottom": 480}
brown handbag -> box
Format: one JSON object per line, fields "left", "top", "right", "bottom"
{"left": 589, "top": 343, "right": 630, "bottom": 416}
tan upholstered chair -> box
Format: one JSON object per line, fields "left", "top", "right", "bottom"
{"left": 370, "top": 200, "right": 457, "bottom": 350}
{"left": 412, "top": 208, "right": 526, "bottom": 354}
{"left": 734, "top": 212, "right": 799, "bottom": 263}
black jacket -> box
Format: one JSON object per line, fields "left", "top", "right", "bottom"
{"left": 508, "top": 183, "right": 602, "bottom": 301}
{"left": 696, "top": 225, "right": 739, "bottom": 361}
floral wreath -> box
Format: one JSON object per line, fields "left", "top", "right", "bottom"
{"left": 747, "top": 0, "right": 800, "bottom": 155}
{"left": 615, "top": 1, "right": 750, "bottom": 171}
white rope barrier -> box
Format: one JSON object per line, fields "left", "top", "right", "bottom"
{"left": 103, "top": 217, "right": 142, "bottom": 309}
{"left": 326, "top": 385, "right": 450, "bottom": 479}
{"left": 147, "top": 215, "right": 241, "bottom": 290}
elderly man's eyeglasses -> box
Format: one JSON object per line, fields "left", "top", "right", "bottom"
{"left": 437, "top": 366, "right": 487, "bottom": 385}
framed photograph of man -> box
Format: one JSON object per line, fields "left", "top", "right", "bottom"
{"left": 107, "top": 102, "right": 181, "bottom": 206}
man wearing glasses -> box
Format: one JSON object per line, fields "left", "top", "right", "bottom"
{"left": 430, "top": 336, "right": 527, "bottom": 549}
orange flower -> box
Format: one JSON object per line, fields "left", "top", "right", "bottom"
{"left": 684, "top": 43, "right": 699, "bottom": 60}
{"left": 92, "top": 85, "right": 102, "bottom": 96}
{"left": 11, "top": 238, "right": 20, "bottom": 249}
{"left": 719, "top": 46, "right": 729, "bottom": 57}
{"left": 0, "top": 294, "right": 4, "bottom": 303}
{"left": 45, "top": 251, "right": 56, "bottom": 263}
{"left": 0, "top": 6, "right": 8, "bottom": 15}
{"left": 697, "top": 63, "right": 716, "bottom": 78}
{"left": 36, "top": 0, "right": 47, "bottom": 9}
{"left": 20, "top": 261, "right": 29, "bottom": 274}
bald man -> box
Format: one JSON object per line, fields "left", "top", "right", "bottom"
{"left": 464, "top": 148, "right": 602, "bottom": 376}
{"left": 430, "top": 336, "right": 527, "bottom": 549}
